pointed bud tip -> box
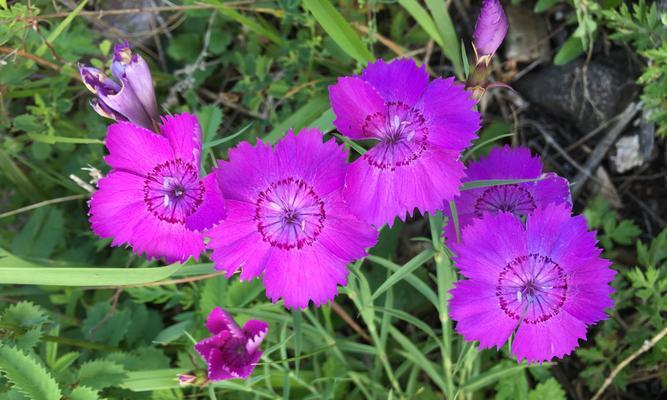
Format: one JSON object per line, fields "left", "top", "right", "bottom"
{"left": 473, "top": 0, "right": 509, "bottom": 58}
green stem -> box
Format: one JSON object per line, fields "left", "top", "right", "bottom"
{"left": 0, "top": 322, "right": 120, "bottom": 352}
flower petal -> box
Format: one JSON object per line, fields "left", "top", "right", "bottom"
{"left": 185, "top": 172, "right": 226, "bottom": 231}
{"left": 343, "top": 146, "right": 466, "bottom": 228}
{"left": 160, "top": 113, "right": 202, "bottom": 166}
{"left": 361, "top": 58, "right": 429, "bottom": 105}
{"left": 329, "top": 76, "right": 386, "bottom": 139}
{"left": 104, "top": 121, "right": 173, "bottom": 175}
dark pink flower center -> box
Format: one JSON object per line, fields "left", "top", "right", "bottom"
{"left": 362, "top": 101, "right": 428, "bottom": 171}
{"left": 219, "top": 337, "right": 254, "bottom": 370}
{"left": 254, "top": 177, "right": 326, "bottom": 250}
{"left": 474, "top": 184, "right": 536, "bottom": 218}
{"left": 143, "top": 159, "right": 204, "bottom": 224}
{"left": 496, "top": 253, "right": 568, "bottom": 324}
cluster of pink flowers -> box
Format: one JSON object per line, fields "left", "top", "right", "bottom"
{"left": 79, "top": 0, "right": 615, "bottom": 382}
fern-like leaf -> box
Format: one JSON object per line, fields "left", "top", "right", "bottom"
{"left": 0, "top": 346, "right": 61, "bottom": 400}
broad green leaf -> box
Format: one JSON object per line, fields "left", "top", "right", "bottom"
{"left": 0, "top": 346, "right": 62, "bottom": 400}
{"left": 302, "top": 0, "right": 374, "bottom": 64}
{"left": 11, "top": 207, "right": 64, "bottom": 259}
{"left": 68, "top": 387, "right": 99, "bottom": 400}
{"left": 265, "top": 95, "right": 331, "bottom": 143}
{"left": 1, "top": 301, "right": 49, "bottom": 327}
{"left": 82, "top": 303, "right": 131, "bottom": 346}
{"left": 528, "top": 378, "right": 566, "bottom": 400}
{"left": 554, "top": 35, "right": 585, "bottom": 65}
{"left": 200, "top": 275, "right": 228, "bottom": 317}
{"left": 154, "top": 320, "right": 192, "bottom": 344}
{"left": 78, "top": 360, "right": 127, "bottom": 390}
{"left": 197, "top": 105, "right": 224, "bottom": 145}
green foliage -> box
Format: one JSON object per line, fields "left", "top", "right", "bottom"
{"left": 0, "top": 1, "right": 663, "bottom": 399}
{"left": 78, "top": 359, "right": 128, "bottom": 390}
{"left": 0, "top": 346, "right": 61, "bottom": 400}
{"left": 603, "top": 0, "right": 667, "bottom": 136}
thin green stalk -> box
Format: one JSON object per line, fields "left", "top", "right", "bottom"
{"left": 429, "top": 213, "right": 456, "bottom": 398}
{"left": 0, "top": 322, "right": 120, "bottom": 352}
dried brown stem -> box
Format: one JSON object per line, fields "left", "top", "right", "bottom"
{"left": 330, "top": 301, "right": 371, "bottom": 343}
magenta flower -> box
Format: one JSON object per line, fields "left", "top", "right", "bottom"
{"left": 89, "top": 113, "right": 226, "bottom": 263}
{"left": 195, "top": 308, "right": 268, "bottom": 381}
{"left": 444, "top": 146, "right": 571, "bottom": 242}
{"left": 449, "top": 203, "right": 615, "bottom": 363}
{"left": 328, "top": 59, "right": 480, "bottom": 227}
{"left": 207, "top": 128, "right": 378, "bottom": 309}
{"left": 473, "top": 0, "right": 509, "bottom": 62}
{"left": 80, "top": 42, "right": 158, "bottom": 131}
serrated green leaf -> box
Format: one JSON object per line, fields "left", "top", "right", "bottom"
{"left": 81, "top": 303, "right": 131, "bottom": 346}
{"left": 16, "top": 327, "right": 42, "bottom": 350}
{"left": 200, "top": 275, "right": 228, "bottom": 317}
{"left": 0, "top": 346, "right": 61, "bottom": 400}
{"left": 609, "top": 220, "right": 641, "bottom": 245}
{"left": 528, "top": 378, "right": 566, "bottom": 400}
{"left": 197, "top": 105, "right": 224, "bottom": 145}
{"left": 78, "top": 360, "right": 127, "bottom": 390}
{"left": 68, "top": 386, "right": 99, "bottom": 400}
{"left": 495, "top": 369, "right": 528, "bottom": 400}
{"left": 2, "top": 301, "right": 49, "bottom": 327}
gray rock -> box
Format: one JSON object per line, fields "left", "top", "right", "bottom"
{"left": 514, "top": 57, "right": 638, "bottom": 134}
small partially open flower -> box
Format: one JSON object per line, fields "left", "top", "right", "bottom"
{"left": 195, "top": 308, "right": 269, "bottom": 381}
{"left": 79, "top": 42, "right": 158, "bottom": 131}
{"left": 473, "top": 0, "right": 508, "bottom": 66}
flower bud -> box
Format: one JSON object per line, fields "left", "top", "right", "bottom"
{"left": 473, "top": 0, "right": 508, "bottom": 65}
{"left": 79, "top": 42, "right": 158, "bottom": 131}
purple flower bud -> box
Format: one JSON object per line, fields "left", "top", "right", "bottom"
{"left": 79, "top": 42, "right": 158, "bottom": 131}
{"left": 473, "top": 0, "right": 508, "bottom": 61}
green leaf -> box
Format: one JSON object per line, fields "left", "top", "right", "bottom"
{"left": 154, "top": 320, "right": 192, "bottom": 344}
{"left": 2, "top": 301, "right": 49, "bottom": 327}
{"left": 425, "top": 0, "right": 463, "bottom": 79}
{"left": 0, "top": 248, "right": 187, "bottom": 286}
{"left": 371, "top": 249, "right": 434, "bottom": 301}
{"left": 609, "top": 220, "right": 641, "bottom": 245}
{"left": 81, "top": 303, "right": 131, "bottom": 346}
{"left": 302, "top": 0, "right": 374, "bottom": 64}
{"left": 389, "top": 327, "right": 448, "bottom": 394}
{"left": 460, "top": 362, "right": 553, "bottom": 393}
{"left": 78, "top": 360, "right": 127, "bottom": 390}
{"left": 68, "top": 386, "right": 99, "bottom": 400}
{"left": 11, "top": 207, "right": 64, "bottom": 259}
{"left": 196, "top": 105, "right": 224, "bottom": 145}
{"left": 14, "top": 327, "right": 42, "bottom": 351}
{"left": 461, "top": 178, "right": 542, "bottom": 190}
{"left": 265, "top": 95, "right": 331, "bottom": 143}
{"left": 399, "top": 0, "right": 444, "bottom": 49}
{"left": 554, "top": 35, "right": 585, "bottom": 65}
{"left": 534, "top": 0, "right": 560, "bottom": 13}
{"left": 528, "top": 378, "right": 566, "bottom": 400}
{"left": 120, "top": 369, "right": 183, "bottom": 392}
{"left": 0, "top": 346, "right": 61, "bottom": 400}
{"left": 200, "top": 275, "right": 228, "bottom": 317}
{"left": 495, "top": 369, "right": 529, "bottom": 400}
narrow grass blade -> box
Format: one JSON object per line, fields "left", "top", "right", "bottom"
{"left": 302, "top": 0, "right": 374, "bottom": 64}
{"left": 371, "top": 249, "right": 434, "bottom": 301}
